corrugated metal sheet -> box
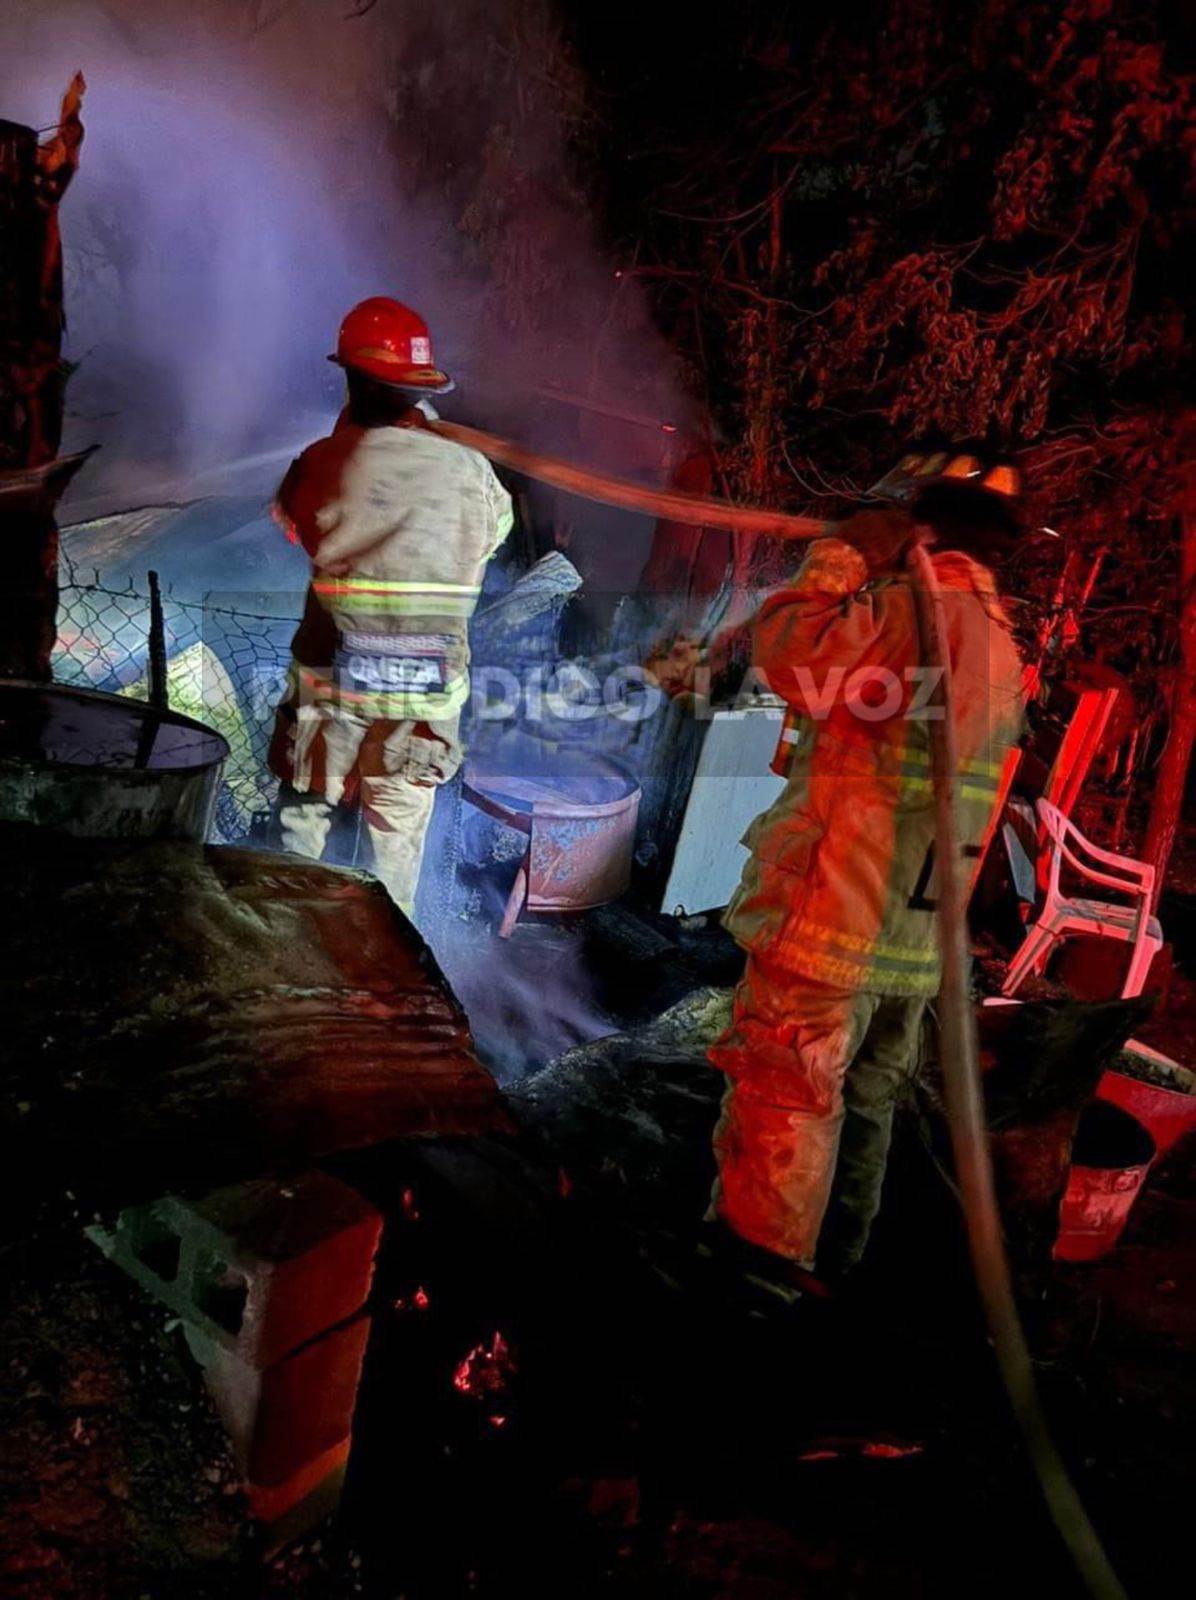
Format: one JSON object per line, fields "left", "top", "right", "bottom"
{"left": 0, "top": 832, "right": 505, "bottom": 1193}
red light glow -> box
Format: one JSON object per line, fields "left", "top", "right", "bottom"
{"left": 393, "top": 1284, "right": 431, "bottom": 1314}
{"left": 452, "top": 1331, "right": 515, "bottom": 1401}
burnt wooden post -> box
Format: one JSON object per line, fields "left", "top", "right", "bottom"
{"left": 0, "top": 73, "right": 86, "bottom": 681}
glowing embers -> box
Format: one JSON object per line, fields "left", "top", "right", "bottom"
{"left": 797, "top": 1437, "right": 924, "bottom": 1463}
{"left": 451, "top": 1329, "right": 516, "bottom": 1407}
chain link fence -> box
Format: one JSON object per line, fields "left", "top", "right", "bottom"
{"left": 54, "top": 569, "right": 299, "bottom": 843}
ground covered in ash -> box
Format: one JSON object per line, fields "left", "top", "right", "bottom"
{"left": 4, "top": 979, "right": 1192, "bottom": 1598}
{"left": 3, "top": 867, "right": 1194, "bottom": 1596}
{"left": 0, "top": 1217, "right": 249, "bottom": 1600}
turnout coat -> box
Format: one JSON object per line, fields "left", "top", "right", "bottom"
{"left": 723, "top": 535, "right": 1025, "bottom": 997}
{"left": 276, "top": 413, "right": 513, "bottom": 727}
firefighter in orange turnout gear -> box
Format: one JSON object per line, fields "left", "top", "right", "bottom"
{"left": 660, "top": 451, "right": 1026, "bottom": 1287}
{"left": 269, "top": 299, "right": 513, "bottom": 916}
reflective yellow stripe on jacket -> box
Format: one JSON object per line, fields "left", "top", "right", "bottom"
{"left": 896, "top": 744, "right": 1007, "bottom": 805}
{"left": 312, "top": 577, "right": 483, "bottom": 617}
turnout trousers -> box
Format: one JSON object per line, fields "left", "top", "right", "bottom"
{"left": 270, "top": 690, "right": 462, "bottom": 918}
{"left": 709, "top": 960, "right": 926, "bottom": 1273}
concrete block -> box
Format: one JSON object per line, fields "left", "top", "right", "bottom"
{"left": 186, "top": 1313, "right": 370, "bottom": 1549}
{"left": 249, "top": 1438, "right": 351, "bottom": 1555}
{"left": 89, "top": 1169, "right": 381, "bottom": 1366}
{"left": 183, "top": 1313, "right": 371, "bottom": 1487}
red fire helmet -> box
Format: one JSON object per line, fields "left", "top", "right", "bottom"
{"left": 329, "top": 297, "right": 454, "bottom": 391}
{"left": 870, "top": 447, "right": 1021, "bottom": 509}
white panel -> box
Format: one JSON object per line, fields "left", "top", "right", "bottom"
{"left": 660, "top": 704, "right": 787, "bottom": 916}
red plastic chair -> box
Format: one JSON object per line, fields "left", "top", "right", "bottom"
{"left": 1001, "top": 799, "right": 1163, "bottom": 999}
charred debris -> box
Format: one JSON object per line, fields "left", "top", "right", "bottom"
{"left": 3, "top": 17, "right": 1196, "bottom": 1600}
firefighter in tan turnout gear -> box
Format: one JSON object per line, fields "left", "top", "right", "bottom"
{"left": 269, "top": 298, "right": 513, "bottom": 916}
{"left": 654, "top": 448, "right": 1026, "bottom": 1293}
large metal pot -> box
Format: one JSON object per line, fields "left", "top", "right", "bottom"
{"left": 0, "top": 679, "right": 228, "bottom": 842}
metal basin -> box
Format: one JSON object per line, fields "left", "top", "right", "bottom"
{"left": 0, "top": 679, "right": 229, "bottom": 841}
{"left": 463, "top": 745, "right": 641, "bottom": 936}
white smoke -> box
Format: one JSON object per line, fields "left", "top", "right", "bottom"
{"left": 0, "top": 0, "right": 689, "bottom": 526}
{"left": 5, "top": 0, "right": 691, "bottom": 1076}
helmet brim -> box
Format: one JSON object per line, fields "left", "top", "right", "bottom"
{"left": 328, "top": 353, "right": 455, "bottom": 394}
{"left": 873, "top": 473, "right": 1021, "bottom": 515}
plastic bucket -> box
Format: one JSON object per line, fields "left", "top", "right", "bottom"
{"left": 1053, "top": 1100, "right": 1156, "bottom": 1263}
{"left": 1096, "top": 1040, "right": 1196, "bottom": 1158}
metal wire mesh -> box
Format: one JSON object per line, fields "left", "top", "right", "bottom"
{"left": 53, "top": 571, "right": 298, "bottom": 843}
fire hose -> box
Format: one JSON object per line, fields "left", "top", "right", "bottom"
{"left": 428, "top": 419, "right": 827, "bottom": 541}
{"left": 907, "top": 540, "right": 1126, "bottom": 1600}
{"left": 433, "top": 417, "right": 1126, "bottom": 1599}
